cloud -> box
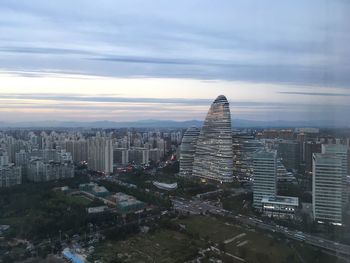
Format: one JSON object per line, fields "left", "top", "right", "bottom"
{"left": 0, "top": 0, "right": 349, "bottom": 87}
{"left": 0, "top": 46, "right": 95, "bottom": 55}
{"left": 279, "top": 91, "right": 350, "bottom": 97}
{"left": 5, "top": 93, "right": 349, "bottom": 108}
{"left": 92, "top": 56, "right": 198, "bottom": 65}
{"left": 0, "top": 1, "right": 350, "bottom": 123}
{"left": 0, "top": 93, "right": 213, "bottom": 105}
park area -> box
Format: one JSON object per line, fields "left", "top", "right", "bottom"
{"left": 91, "top": 215, "right": 343, "bottom": 263}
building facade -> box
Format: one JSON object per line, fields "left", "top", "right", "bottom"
{"left": 128, "top": 147, "right": 149, "bottom": 164}
{"left": 321, "top": 144, "right": 349, "bottom": 207}
{"left": 179, "top": 127, "right": 200, "bottom": 177}
{"left": 253, "top": 149, "right": 277, "bottom": 210}
{"left": 113, "top": 148, "right": 129, "bottom": 165}
{"left": 0, "top": 165, "right": 22, "bottom": 188}
{"left": 277, "top": 140, "right": 300, "bottom": 171}
{"left": 87, "top": 137, "right": 113, "bottom": 174}
{"left": 313, "top": 153, "right": 343, "bottom": 224}
{"left": 27, "top": 160, "right": 74, "bottom": 182}
{"left": 193, "top": 95, "right": 233, "bottom": 182}
{"left": 261, "top": 195, "right": 299, "bottom": 220}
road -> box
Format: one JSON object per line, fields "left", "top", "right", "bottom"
{"left": 172, "top": 197, "right": 350, "bottom": 261}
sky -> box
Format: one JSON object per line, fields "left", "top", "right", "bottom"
{"left": 0, "top": 0, "right": 350, "bottom": 124}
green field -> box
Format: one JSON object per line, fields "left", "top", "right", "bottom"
{"left": 91, "top": 215, "right": 345, "bottom": 263}
{"left": 177, "top": 216, "right": 344, "bottom": 263}
{"left": 92, "top": 229, "right": 201, "bottom": 263}
{"left": 178, "top": 216, "right": 294, "bottom": 263}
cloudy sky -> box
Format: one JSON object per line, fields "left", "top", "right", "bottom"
{"left": 0, "top": 0, "right": 349, "bottom": 124}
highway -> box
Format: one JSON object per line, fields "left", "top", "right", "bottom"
{"left": 172, "top": 197, "right": 350, "bottom": 261}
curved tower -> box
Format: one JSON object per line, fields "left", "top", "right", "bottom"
{"left": 193, "top": 95, "right": 233, "bottom": 182}
{"left": 179, "top": 127, "right": 200, "bottom": 177}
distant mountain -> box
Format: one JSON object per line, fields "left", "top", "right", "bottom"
{"left": 232, "top": 119, "right": 349, "bottom": 128}
{"left": 0, "top": 119, "right": 203, "bottom": 128}
{"left": 0, "top": 119, "right": 348, "bottom": 128}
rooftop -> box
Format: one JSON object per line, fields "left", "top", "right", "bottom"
{"left": 261, "top": 195, "right": 299, "bottom": 206}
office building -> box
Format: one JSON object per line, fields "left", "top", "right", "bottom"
{"left": 304, "top": 141, "right": 322, "bottom": 172}
{"left": 253, "top": 149, "right": 277, "bottom": 210}
{"left": 313, "top": 153, "right": 343, "bottom": 224}
{"left": 261, "top": 195, "right": 299, "bottom": 220}
{"left": 232, "top": 132, "right": 263, "bottom": 180}
{"left": 322, "top": 144, "right": 349, "bottom": 207}
{"left": 193, "top": 95, "right": 233, "bottom": 182}
{"left": 179, "top": 127, "right": 200, "bottom": 177}
{"left": 277, "top": 140, "right": 300, "bottom": 171}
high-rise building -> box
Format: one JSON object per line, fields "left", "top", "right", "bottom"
{"left": 304, "top": 141, "right": 322, "bottom": 172}
{"left": 149, "top": 148, "right": 161, "bottom": 163}
{"left": 253, "top": 149, "right": 277, "bottom": 210}
{"left": 232, "top": 132, "right": 263, "bottom": 180}
{"left": 27, "top": 160, "right": 74, "bottom": 182}
{"left": 128, "top": 147, "right": 149, "bottom": 164}
{"left": 0, "top": 151, "right": 9, "bottom": 166}
{"left": 15, "top": 150, "right": 28, "bottom": 176}
{"left": 313, "top": 153, "right": 343, "bottom": 224}
{"left": 0, "top": 164, "right": 22, "bottom": 188}
{"left": 193, "top": 95, "right": 233, "bottom": 182}
{"left": 65, "top": 139, "right": 88, "bottom": 163}
{"left": 321, "top": 144, "right": 349, "bottom": 207}
{"left": 179, "top": 127, "right": 200, "bottom": 177}
{"left": 113, "top": 148, "right": 129, "bottom": 165}
{"left": 156, "top": 138, "right": 166, "bottom": 157}
{"left": 277, "top": 140, "right": 300, "bottom": 171}
{"left": 88, "top": 137, "right": 113, "bottom": 174}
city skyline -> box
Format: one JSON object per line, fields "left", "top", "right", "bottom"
{"left": 1, "top": 2, "right": 350, "bottom": 262}
{"left": 1, "top": 0, "right": 350, "bottom": 124}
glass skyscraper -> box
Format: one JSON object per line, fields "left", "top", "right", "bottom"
{"left": 253, "top": 149, "right": 277, "bottom": 210}
{"left": 313, "top": 153, "right": 343, "bottom": 224}
{"left": 179, "top": 127, "right": 200, "bottom": 177}
{"left": 192, "top": 95, "right": 233, "bottom": 182}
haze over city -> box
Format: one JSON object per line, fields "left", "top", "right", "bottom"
{"left": 1, "top": 0, "right": 350, "bottom": 125}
